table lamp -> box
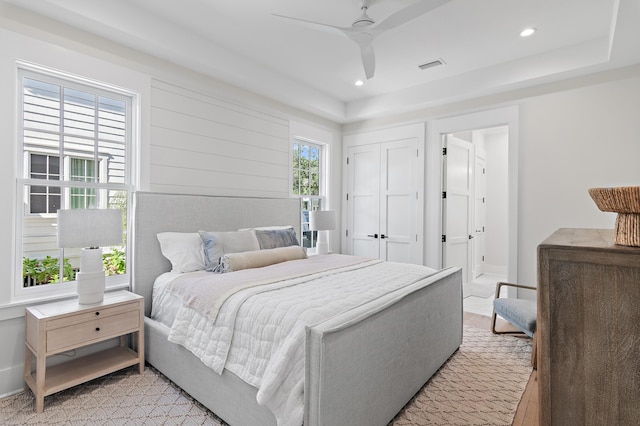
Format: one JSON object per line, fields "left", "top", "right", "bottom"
{"left": 57, "top": 208, "right": 123, "bottom": 304}
{"left": 309, "top": 210, "right": 337, "bottom": 255}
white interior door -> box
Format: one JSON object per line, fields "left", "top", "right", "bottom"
{"left": 346, "top": 144, "right": 380, "bottom": 258}
{"left": 443, "top": 135, "right": 473, "bottom": 283}
{"left": 380, "top": 139, "right": 418, "bottom": 263}
{"left": 473, "top": 154, "right": 486, "bottom": 279}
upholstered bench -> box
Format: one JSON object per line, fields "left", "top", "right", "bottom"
{"left": 491, "top": 282, "right": 537, "bottom": 367}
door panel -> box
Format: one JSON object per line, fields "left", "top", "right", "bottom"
{"left": 380, "top": 140, "right": 416, "bottom": 264}
{"left": 443, "top": 135, "right": 473, "bottom": 283}
{"left": 386, "top": 241, "right": 410, "bottom": 263}
{"left": 347, "top": 145, "right": 380, "bottom": 257}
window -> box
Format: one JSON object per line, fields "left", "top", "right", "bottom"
{"left": 28, "top": 154, "right": 60, "bottom": 214}
{"left": 16, "top": 66, "right": 134, "bottom": 297}
{"left": 292, "top": 140, "right": 324, "bottom": 248}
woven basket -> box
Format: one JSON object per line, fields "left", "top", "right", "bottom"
{"left": 589, "top": 186, "right": 640, "bottom": 247}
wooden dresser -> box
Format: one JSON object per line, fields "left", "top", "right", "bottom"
{"left": 537, "top": 228, "right": 640, "bottom": 425}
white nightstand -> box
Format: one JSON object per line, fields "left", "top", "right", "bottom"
{"left": 24, "top": 290, "right": 144, "bottom": 413}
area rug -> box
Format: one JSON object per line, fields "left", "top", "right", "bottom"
{"left": 1, "top": 325, "right": 532, "bottom": 425}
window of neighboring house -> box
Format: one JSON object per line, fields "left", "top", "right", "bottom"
{"left": 292, "top": 140, "right": 324, "bottom": 249}
{"left": 16, "top": 66, "right": 134, "bottom": 298}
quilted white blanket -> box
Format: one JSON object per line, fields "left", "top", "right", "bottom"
{"left": 165, "top": 254, "right": 438, "bottom": 426}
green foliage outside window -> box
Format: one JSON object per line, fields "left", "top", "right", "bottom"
{"left": 292, "top": 143, "right": 320, "bottom": 196}
{"left": 23, "top": 256, "right": 75, "bottom": 286}
{"left": 23, "top": 247, "right": 126, "bottom": 287}
{"left": 103, "top": 247, "right": 126, "bottom": 276}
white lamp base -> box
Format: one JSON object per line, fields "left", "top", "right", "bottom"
{"left": 316, "top": 230, "right": 330, "bottom": 255}
{"left": 77, "top": 248, "right": 105, "bottom": 305}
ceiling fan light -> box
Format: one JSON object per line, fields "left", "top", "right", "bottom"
{"left": 520, "top": 27, "right": 536, "bottom": 37}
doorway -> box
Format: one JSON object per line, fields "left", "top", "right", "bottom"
{"left": 427, "top": 106, "right": 519, "bottom": 314}
{"left": 441, "top": 127, "right": 509, "bottom": 315}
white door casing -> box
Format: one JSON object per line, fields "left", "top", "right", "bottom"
{"left": 442, "top": 135, "right": 473, "bottom": 283}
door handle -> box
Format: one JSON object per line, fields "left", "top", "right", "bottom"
{"left": 367, "top": 234, "right": 378, "bottom": 239}
{"left": 380, "top": 234, "right": 387, "bottom": 239}
{"left": 469, "top": 235, "right": 474, "bottom": 239}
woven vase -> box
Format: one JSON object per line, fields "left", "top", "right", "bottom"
{"left": 588, "top": 186, "right": 640, "bottom": 247}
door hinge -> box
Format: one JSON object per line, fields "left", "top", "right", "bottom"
{"left": 483, "top": 197, "right": 485, "bottom": 203}
{"left": 442, "top": 147, "right": 447, "bottom": 155}
{"left": 416, "top": 191, "right": 418, "bottom": 200}
{"left": 346, "top": 193, "right": 349, "bottom": 201}
{"left": 416, "top": 149, "right": 419, "bottom": 157}
{"left": 416, "top": 234, "right": 418, "bottom": 242}
{"left": 346, "top": 157, "right": 349, "bottom": 165}
{"left": 346, "top": 229, "right": 349, "bottom": 237}
{"left": 442, "top": 191, "right": 447, "bottom": 199}
{"left": 483, "top": 168, "right": 486, "bottom": 174}
{"left": 442, "top": 235, "right": 446, "bottom": 243}
{"left": 482, "top": 255, "right": 485, "bottom": 261}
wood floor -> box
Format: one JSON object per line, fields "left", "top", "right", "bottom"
{"left": 463, "top": 312, "right": 538, "bottom": 426}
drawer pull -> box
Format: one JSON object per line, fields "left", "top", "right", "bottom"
{"left": 95, "top": 327, "right": 101, "bottom": 332}
{"left": 95, "top": 312, "right": 100, "bottom": 316}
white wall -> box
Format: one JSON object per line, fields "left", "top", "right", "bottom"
{"left": 0, "top": 14, "right": 341, "bottom": 396}
{"left": 344, "top": 66, "right": 640, "bottom": 292}
{"left": 517, "top": 75, "right": 640, "bottom": 286}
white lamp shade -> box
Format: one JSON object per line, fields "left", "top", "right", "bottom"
{"left": 57, "top": 209, "right": 123, "bottom": 248}
{"left": 309, "top": 210, "right": 337, "bottom": 231}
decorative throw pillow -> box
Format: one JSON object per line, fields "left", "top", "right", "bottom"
{"left": 156, "top": 232, "right": 206, "bottom": 273}
{"left": 219, "top": 246, "right": 307, "bottom": 273}
{"left": 254, "top": 227, "right": 300, "bottom": 249}
{"left": 198, "top": 230, "right": 260, "bottom": 272}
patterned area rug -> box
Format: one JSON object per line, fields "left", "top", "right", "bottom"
{"left": 391, "top": 325, "right": 532, "bottom": 425}
{"left": 1, "top": 325, "right": 531, "bottom": 425}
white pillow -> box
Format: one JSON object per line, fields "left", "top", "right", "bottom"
{"left": 198, "top": 230, "right": 260, "bottom": 272}
{"left": 157, "top": 232, "right": 206, "bottom": 273}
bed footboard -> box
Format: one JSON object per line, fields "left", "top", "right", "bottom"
{"left": 304, "top": 267, "right": 463, "bottom": 426}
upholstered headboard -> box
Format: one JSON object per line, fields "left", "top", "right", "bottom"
{"left": 131, "top": 192, "right": 301, "bottom": 316}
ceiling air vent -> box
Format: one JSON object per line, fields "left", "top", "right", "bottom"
{"left": 418, "top": 59, "right": 445, "bottom": 71}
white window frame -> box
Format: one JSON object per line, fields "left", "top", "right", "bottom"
{"left": 14, "top": 64, "right": 137, "bottom": 302}
{"left": 291, "top": 138, "right": 327, "bottom": 249}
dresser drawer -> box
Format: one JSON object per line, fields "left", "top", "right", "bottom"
{"left": 47, "top": 309, "right": 140, "bottom": 353}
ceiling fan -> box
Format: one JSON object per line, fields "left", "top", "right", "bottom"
{"left": 273, "top": 0, "right": 450, "bottom": 80}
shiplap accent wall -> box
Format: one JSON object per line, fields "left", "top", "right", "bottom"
{"left": 150, "top": 79, "right": 290, "bottom": 197}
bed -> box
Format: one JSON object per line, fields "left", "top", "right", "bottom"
{"left": 131, "top": 191, "right": 463, "bottom": 426}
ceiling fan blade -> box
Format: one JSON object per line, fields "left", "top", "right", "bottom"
{"left": 372, "top": 0, "right": 450, "bottom": 34}
{"left": 272, "top": 13, "right": 351, "bottom": 35}
{"left": 353, "top": 33, "right": 376, "bottom": 79}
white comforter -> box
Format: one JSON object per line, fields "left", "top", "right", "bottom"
{"left": 162, "top": 254, "right": 438, "bottom": 426}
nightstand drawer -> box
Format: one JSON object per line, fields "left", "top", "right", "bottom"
{"left": 47, "top": 302, "right": 138, "bottom": 330}
{"left": 47, "top": 309, "right": 140, "bottom": 353}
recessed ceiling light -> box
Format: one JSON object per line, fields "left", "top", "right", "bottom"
{"left": 520, "top": 27, "right": 536, "bottom": 37}
{"left": 354, "top": 80, "right": 364, "bottom": 86}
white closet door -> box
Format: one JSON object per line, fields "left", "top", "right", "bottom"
{"left": 380, "top": 140, "right": 418, "bottom": 263}
{"left": 443, "top": 135, "right": 473, "bottom": 283}
{"left": 347, "top": 144, "right": 381, "bottom": 258}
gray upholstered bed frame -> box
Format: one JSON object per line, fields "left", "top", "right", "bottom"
{"left": 132, "top": 191, "right": 463, "bottom": 426}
